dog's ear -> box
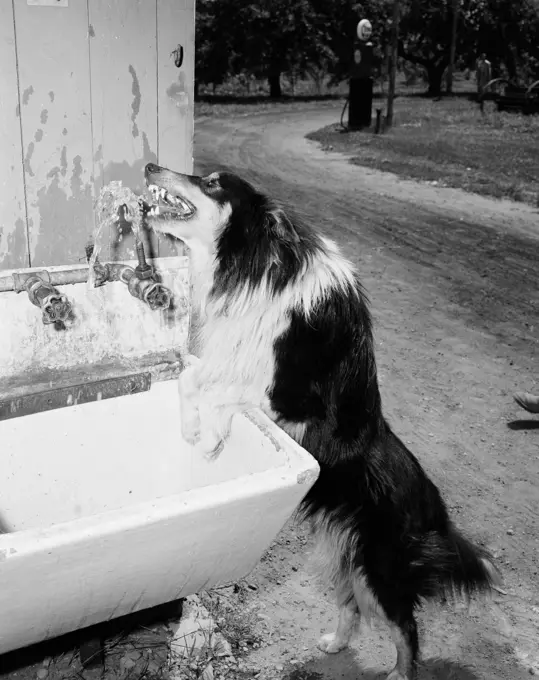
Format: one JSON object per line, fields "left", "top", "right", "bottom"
{"left": 266, "top": 208, "right": 300, "bottom": 244}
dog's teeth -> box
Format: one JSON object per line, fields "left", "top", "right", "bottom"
{"left": 149, "top": 206, "right": 160, "bottom": 216}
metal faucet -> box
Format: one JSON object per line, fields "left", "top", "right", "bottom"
{"left": 12, "top": 271, "right": 74, "bottom": 326}
{"left": 86, "top": 237, "right": 172, "bottom": 312}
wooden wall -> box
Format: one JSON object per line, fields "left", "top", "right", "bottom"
{"left": 0, "top": 0, "right": 194, "bottom": 270}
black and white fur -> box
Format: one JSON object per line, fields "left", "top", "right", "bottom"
{"left": 144, "top": 163, "right": 500, "bottom": 680}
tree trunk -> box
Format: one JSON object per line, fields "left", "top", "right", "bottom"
{"left": 386, "top": 0, "right": 400, "bottom": 128}
{"left": 446, "top": 0, "right": 460, "bottom": 93}
{"left": 268, "top": 72, "right": 282, "bottom": 98}
{"left": 426, "top": 62, "right": 448, "bottom": 95}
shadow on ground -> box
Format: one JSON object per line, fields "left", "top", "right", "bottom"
{"left": 284, "top": 655, "right": 483, "bottom": 680}
{"left": 195, "top": 93, "right": 347, "bottom": 105}
{"left": 507, "top": 419, "right": 539, "bottom": 430}
{"left": 195, "top": 90, "right": 478, "bottom": 106}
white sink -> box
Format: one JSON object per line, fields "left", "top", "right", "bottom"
{"left": 0, "top": 379, "right": 319, "bottom": 654}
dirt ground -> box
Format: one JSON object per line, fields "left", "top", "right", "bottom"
{"left": 193, "top": 105, "right": 539, "bottom": 680}
{"left": 2, "top": 104, "right": 537, "bottom": 680}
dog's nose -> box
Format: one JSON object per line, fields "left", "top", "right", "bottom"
{"left": 145, "top": 163, "right": 161, "bottom": 176}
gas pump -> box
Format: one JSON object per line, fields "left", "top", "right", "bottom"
{"left": 348, "top": 19, "right": 374, "bottom": 130}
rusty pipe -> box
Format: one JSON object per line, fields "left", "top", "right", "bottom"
{"left": 0, "top": 267, "right": 89, "bottom": 293}
{"left": 0, "top": 261, "right": 172, "bottom": 312}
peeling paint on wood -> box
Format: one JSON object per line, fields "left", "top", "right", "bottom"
{"left": 156, "top": 1, "right": 194, "bottom": 258}
{"left": 13, "top": 0, "right": 95, "bottom": 267}
{"left": 0, "top": 3, "right": 30, "bottom": 268}
{"left": 89, "top": 0, "right": 159, "bottom": 262}
{"left": 157, "top": 0, "right": 194, "bottom": 173}
{"left": 1, "top": 0, "right": 194, "bottom": 270}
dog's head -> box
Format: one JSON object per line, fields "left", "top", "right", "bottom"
{"left": 144, "top": 163, "right": 303, "bottom": 293}
{"left": 144, "top": 163, "right": 232, "bottom": 248}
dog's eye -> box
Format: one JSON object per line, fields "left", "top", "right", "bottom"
{"left": 206, "top": 177, "right": 219, "bottom": 189}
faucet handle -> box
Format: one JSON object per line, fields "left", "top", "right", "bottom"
{"left": 40, "top": 292, "right": 72, "bottom": 325}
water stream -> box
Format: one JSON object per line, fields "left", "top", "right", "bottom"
{"left": 88, "top": 181, "right": 145, "bottom": 287}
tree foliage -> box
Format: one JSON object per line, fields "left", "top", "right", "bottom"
{"left": 195, "top": 0, "right": 539, "bottom": 98}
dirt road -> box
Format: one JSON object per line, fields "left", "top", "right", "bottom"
{"left": 194, "top": 106, "right": 539, "bottom": 680}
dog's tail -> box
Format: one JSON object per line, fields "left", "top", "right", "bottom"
{"left": 414, "top": 524, "right": 502, "bottom": 601}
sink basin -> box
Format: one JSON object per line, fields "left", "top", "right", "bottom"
{"left": 0, "top": 379, "right": 319, "bottom": 655}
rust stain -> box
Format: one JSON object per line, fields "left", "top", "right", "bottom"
{"left": 34, "top": 129, "right": 44, "bottom": 142}
{"left": 47, "top": 166, "right": 61, "bottom": 179}
{"left": 22, "top": 86, "right": 34, "bottom": 106}
{"left": 128, "top": 65, "right": 141, "bottom": 138}
{"left": 15, "top": 104, "right": 20, "bottom": 118}
{"left": 62, "top": 128, "right": 68, "bottom": 136}
{"left": 40, "top": 109, "right": 49, "bottom": 125}
{"left": 49, "top": 91, "right": 55, "bottom": 103}
{"left": 88, "top": 24, "right": 95, "bottom": 38}
{"left": 24, "top": 142, "right": 35, "bottom": 177}
{"left": 60, "top": 147, "right": 68, "bottom": 177}
{"left": 94, "top": 144, "right": 103, "bottom": 163}
{"left": 32, "top": 154, "right": 94, "bottom": 265}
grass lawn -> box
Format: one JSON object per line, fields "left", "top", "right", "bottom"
{"left": 306, "top": 94, "right": 539, "bottom": 206}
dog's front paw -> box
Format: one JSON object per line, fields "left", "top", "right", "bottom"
{"left": 181, "top": 409, "right": 201, "bottom": 445}
{"left": 195, "top": 429, "right": 226, "bottom": 460}
{"left": 317, "top": 633, "right": 348, "bottom": 654}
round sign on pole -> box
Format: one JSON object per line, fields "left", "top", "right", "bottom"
{"left": 357, "top": 19, "right": 373, "bottom": 42}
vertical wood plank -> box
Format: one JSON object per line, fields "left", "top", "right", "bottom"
{"left": 0, "top": 3, "right": 29, "bottom": 270}
{"left": 13, "top": 0, "right": 95, "bottom": 268}
{"left": 156, "top": 0, "right": 194, "bottom": 257}
{"left": 88, "top": 0, "right": 159, "bottom": 262}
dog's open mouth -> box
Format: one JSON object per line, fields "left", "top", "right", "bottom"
{"left": 145, "top": 184, "right": 196, "bottom": 220}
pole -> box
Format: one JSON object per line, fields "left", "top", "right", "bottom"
{"left": 446, "top": 0, "right": 459, "bottom": 94}
{"left": 385, "top": 0, "right": 399, "bottom": 128}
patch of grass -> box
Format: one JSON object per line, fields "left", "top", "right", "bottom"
{"left": 199, "top": 585, "right": 265, "bottom": 656}
{"left": 306, "top": 95, "right": 539, "bottom": 205}
{"left": 195, "top": 95, "right": 345, "bottom": 120}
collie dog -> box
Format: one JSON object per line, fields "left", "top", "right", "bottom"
{"left": 144, "top": 162, "right": 500, "bottom": 680}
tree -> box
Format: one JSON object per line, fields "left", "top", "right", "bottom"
{"left": 195, "top": 0, "right": 237, "bottom": 97}
{"left": 398, "top": 0, "right": 539, "bottom": 95}
{"left": 195, "top": 0, "right": 335, "bottom": 98}
{"left": 193, "top": 0, "right": 539, "bottom": 99}
{"left": 396, "top": 0, "right": 464, "bottom": 95}
{"left": 465, "top": 0, "right": 539, "bottom": 83}
{"left": 238, "top": 0, "right": 335, "bottom": 98}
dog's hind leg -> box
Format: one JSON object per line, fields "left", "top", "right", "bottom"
{"left": 318, "top": 600, "right": 360, "bottom": 654}
{"left": 385, "top": 613, "right": 418, "bottom": 680}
